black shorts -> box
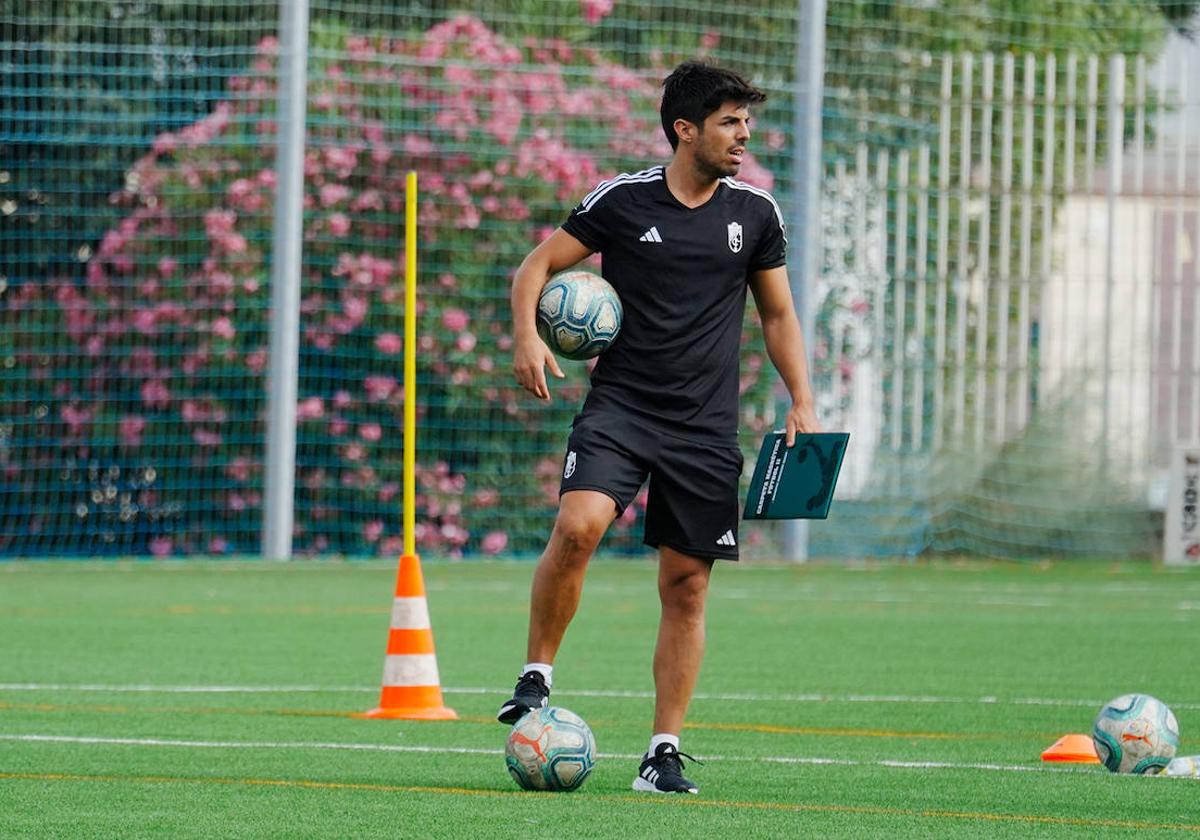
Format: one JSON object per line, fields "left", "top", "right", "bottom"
{"left": 559, "top": 411, "right": 744, "bottom": 560}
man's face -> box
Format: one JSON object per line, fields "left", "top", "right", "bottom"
{"left": 692, "top": 101, "right": 751, "bottom": 178}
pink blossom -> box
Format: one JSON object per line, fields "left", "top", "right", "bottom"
{"left": 617, "top": 503, "right": 637, "bottom": 527}
{"left": 481, "top": 530, "right": 508, "bottom": 554}
{"left": 363, "top": 375, "right": 398, "bottom": 402}
{"left": 441, "top": 308, "right": 469, "bottom": 332}
{"left": 181, "top": 400, "right": 205, "bottom": 423}
{"left": 226, "top": 232, "right": 248, "bottom": 253}
{"left": 149, "top": 536, "right": 173, "bottom": 558}
{"left": 342, "top": 295, "right": 368, "bottom": 324}
{"left": 228, "top": 178, "right": 256, "bottom": 204}
{"left": 327, "top": 213, "right": 351, "bottom": 237}
{"left": 352, "top": 189, "right": 385, "bottom": 213}
{"left": 212, "top": 317, "right": 236, "bottom": 341}
{"left": 132, "top": 308, "right": 158, "bottom": 335}
{"left": 440, "top": 522, "right": 469, "bottom": 548}
{"left": 208, "top": 537, "right": 229, "bottom": 554}
{"left": 364, "top": 520, "right": 384, "bottom": 543}
{"left": 158, "top": 257, "right": 178, "bottom": 277}
{"left": 580, "top": 0, "right": 615, "bottom": 25}
{"left": 151, "top": 132, "right": 177, "bottom": 155}
{"left": 403, "top": 134, "right": 435, "bottom": 156}
{"left": 379, "top": 482, "right": 400, "bottom": 503}
{"left": 375, "top": 332, "right": 403, "bottom": 355}
{"left": 193, "top": 429, "right": 222, "bottom": 447}
{"left": 141, "top": 379, "right": 171, "bottom": 409}
{"left": 359, "top": 423, "right": 383, "bottom": 442}
{"left": 204, "top": 208, "right": 236, "bottom": 237}
{"left": 120, "top": 415, "right": 146, "bottom": 447}
{"left": 333, "top": 390, "right": 353, "bottom": 408}
{"left": 57, "top": 404, "right": 90, "bottom": 435}
{"left": 455, "top": 332, "right": 477, "bottom": 353}
{"left": 329, "top": 418, "right": 349, "bottom": 436}
{"left": 344, "top": 443, "right": 366, "bottom": 462}
{"left": 319, "top": 183, "right": 351, "bottom": 207}
{"left": 245, "top": 349, "right": 268, "bottom": 373}
{"left": 225, "top": 457, "right": 253, "bottom": 483}
{"left": 296, "top": 396, "right": 325, "bottom": 420}
{"left": 323, "top": 146, "right": 358, "bottom": 178}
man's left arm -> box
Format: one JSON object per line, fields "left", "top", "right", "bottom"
{"left": 748, "top": 266, "right": 820, "bottom": 445}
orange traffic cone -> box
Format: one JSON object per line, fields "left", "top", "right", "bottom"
{"left": 360, "top": 553, "right": 457, "bottom": 720}
{"left": 1040, "top": 733, "right": 1099, "bottom": 763}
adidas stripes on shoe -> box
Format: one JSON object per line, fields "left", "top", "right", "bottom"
{"left": 632, "top": 743, "right": 700, "bottom": 794}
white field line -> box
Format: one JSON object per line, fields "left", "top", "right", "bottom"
{"left": 2, "top": 683, "right": 1198, "bottom": 710}
{"left": 0, "top": 733, "right": 1108, "bottom": 777}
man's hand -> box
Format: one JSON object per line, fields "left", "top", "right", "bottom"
{"left": 509, "top": 228, "right": 593, "bottom": 401}
{"left": 784, "top": 400, "right": 820, "bottom": 447}
{"left": 513, "top": 334, "right": 565, "bottom": 402}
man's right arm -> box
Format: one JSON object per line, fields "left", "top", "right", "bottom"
{"left": 511, "top": 228, "right": 595, "bottom": 401}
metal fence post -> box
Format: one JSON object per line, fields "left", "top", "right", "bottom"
{"left": 1102, "top": 53, "right": 1125, "bottom": 478}
{"left": 784, "top": 0, "right": 827, "bottom": 562}
{"left": 262, "top": 0, "right": 310, "bottom": 560}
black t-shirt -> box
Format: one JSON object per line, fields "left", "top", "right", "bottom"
{"left": 561, "top": 165, "right": 787, "bottom": 441}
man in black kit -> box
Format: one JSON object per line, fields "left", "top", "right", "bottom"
{"left": 498, "top": 61, "right": 820, "bottom": 794}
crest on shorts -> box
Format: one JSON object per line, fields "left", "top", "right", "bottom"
{"left": 727, "top": 221, "right": 743, "bottom": 253}
{"left": 564, "top": 451, "right": 577, "bottom": 479}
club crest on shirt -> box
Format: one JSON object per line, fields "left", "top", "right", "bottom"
{"left": 727, "top": 221, "right": 743, "bottom": 253}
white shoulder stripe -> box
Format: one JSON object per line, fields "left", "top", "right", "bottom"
{"left": 579, "top": 166, "right": 663, "bottom": 214}
{"left": 722, "top": 177, "right": 787, "bottom": 234}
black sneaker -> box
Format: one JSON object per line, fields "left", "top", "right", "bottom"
{"left": 496, "top": 671, "right": 550, "bottom": 724}
{"left": 631, "top": 743, "right": 701, "bottom": 794}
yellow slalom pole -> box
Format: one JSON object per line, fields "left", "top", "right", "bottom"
{"left": 360, "top": 170, "right": 456, "bottom": 719}
{"left": 403, "top": 170, "right": 418, "bottom": 558}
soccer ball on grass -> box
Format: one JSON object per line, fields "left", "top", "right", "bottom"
{"left": 1092, "top": 693, "right": 1180, "bottom": 774}
{"left": 536, "top": 270, "right": 622, "bottom": 360}
{"left": 505, "top": 705, "right": 596, "bottom": 791}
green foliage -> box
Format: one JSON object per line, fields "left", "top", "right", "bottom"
{"left": 1, "top": 17, "right": 783, "bottom": 556}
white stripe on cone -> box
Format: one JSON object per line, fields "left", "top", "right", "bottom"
{"left": 390, "top": 597, "right": 431, "bottom": 629}
{"left": 382, "top": 654, "right": 441, "bottom": 687}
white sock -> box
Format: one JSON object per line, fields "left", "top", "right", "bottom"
{"left": 648, "top": 733, "right": 679, "bottom": 756}
{"left": 521, "top": 662, "right": 553, "bottom": 687}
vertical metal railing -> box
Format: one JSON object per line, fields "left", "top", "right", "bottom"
{"left": 822, "top": 47, "right": 1199, "bottom": 529}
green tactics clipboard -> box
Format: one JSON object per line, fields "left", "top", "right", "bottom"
{"left": 742, "top": 431, "right": 849, "bottom": 520}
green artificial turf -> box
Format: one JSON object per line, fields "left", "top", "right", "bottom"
{"left": 1, "top": 558, "right": 1198, "bottom": 838}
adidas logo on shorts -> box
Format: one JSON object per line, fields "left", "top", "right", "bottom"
{"left": 715, "top": 529, "right": 736, "bottom": 547}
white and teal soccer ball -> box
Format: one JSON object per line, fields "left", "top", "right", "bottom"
{"left": 505, "top": 706, "right": 596, "bottom": 792}
{"left": 536, "top": 270, "right": 622, "bottom": 360}
{"left": 1092, "top": 693, "right": 1180, "bottom": 774}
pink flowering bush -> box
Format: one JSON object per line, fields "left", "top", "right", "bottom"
{"left": 7, "top": 16, "right": 781, "bottom": 557}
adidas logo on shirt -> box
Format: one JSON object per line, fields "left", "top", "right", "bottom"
{"left": 716, "top": 529, "right": 737, "bottom": 547}
{"left": 639, "top": 226, "right": 663, "bottom": 243}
